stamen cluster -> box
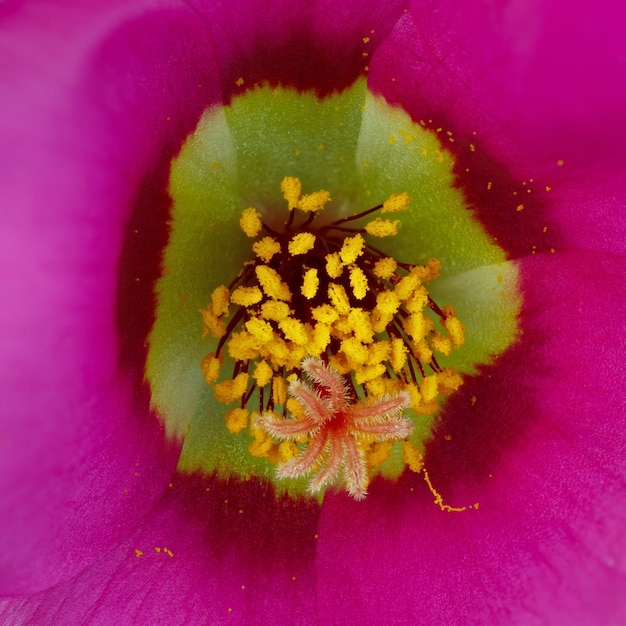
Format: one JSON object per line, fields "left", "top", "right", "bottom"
{"left": 200, "top": 177, "right": 465, "bottom": 494}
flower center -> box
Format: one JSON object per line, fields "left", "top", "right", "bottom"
{"left": 200, "top": 176, "right": 465, "bottom": 498}
{"left": 146, "top": 78, "right": 521, "bottom": 501}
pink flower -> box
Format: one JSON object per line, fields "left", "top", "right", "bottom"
{"left": 1, "top": 0, "right": 625, "bottom": 623}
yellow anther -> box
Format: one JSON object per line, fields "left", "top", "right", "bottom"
{"left": 240, "top": 207, "right": 263, "bottom": 237}
{"left": 348, "top": 308, "right": 374, "bottom": 344}
{"left": 265, "top": 336, "right": 291, "bottom": 366}
{"left": 325, "top": 252, "right": 343, "bottom": 278}
{"left": 248, "top": 425, "right": 274, "bottom": 458}
{"left": 430, "top": 333, "right": 452, "bottom": 355}
{"left": 210, "top": 285, "right": 230, "bottom": 317}
{"left": 403, "top": 441, "right": 424, "bottom": 472}
{"left": 368, "top": 340, "right": 390, "bottom": 365}
{"left": 437, "top": 368, "right": 464, "bottom": 395}
{"left": 261, "top": 300, "right": 290, "bottom": 322}
{"left": 281, "top": 176, "right": 302, "bottom": 210}
{"left": 279, "top": 440, "right": 300, "bottom": 462}
{"left": 339, "top": 234, "right": 365, "bottom": 265}
{"left": 301, "top": 268, "right": 319, "bottom": 299}
{"left": 225, "top": 408, "right": 249, "bottom": 433}
{"left": 279, "top": 317, "right": 309, "bottom": 345}
{"left": 214, "top": 373, "right": 249, "bottom": 404}
{"left": 382, "top": 192, "right": 410, "bottom": 213}
{"left": 256, "top": 265, "right": 292, "bottom": 301}
{"left": 376, "top": 290, "right": 401, "bottom": 315}
{"left": 349, "top": 265, "right": 368, "bottom": 300}
{"left": 253, "top": 360, "right": 274, "bottom": 387}
{"left": 311, "top": 304, "right": 339, "bottom": 325}
{"left": 231, "top": 286, "right": 263, "bottom": 306}
{"left": 390, "top": 337, "right": 407, "bottom": 372}
{"left": 298, "top": 189, "right": 331, "bottom": 213}
{"left": 227, "top": 331, "right": 260, "bottom": 361}
{"left": 272, "top": 376, "right": 288, "bottom": 406}
{"left": 395, "top": 272, "right": 421, "bottom": 301}
{"left": 443, "top": 307, "right": 465, "bottom": 347}
{"left": 288, "top": 232, "right": 316, "bottom": 255}
{"left": 402, "top": 313, "right": 430, "bottom": 342}
{"left": 420, "top": 374, "right": 438, "bottom": 402}
{"left": 327, "top": 283, "right": 351, "bottom": 315}
{"left": 367, "top": 441, "right": 392, "bottom": 468}
{"left": 355, "top": 362, "right": 386, "bottom": 384}
{"left": 200, "top": 306, "right": 226, "bottom": 338}
{"left": 285, "top": 397, "right": 307, "bottom": 424}
{"left": 404, "top": 284, "right": 429, "bottom": 312}
{"left": 414, "top": 339, "right": 433, "bottom": 364}
{"left": 373, "top": 257, "right": 397, "bottom": 280}
{"left": 412, "top": 258, "right": 441, "bottom": 281}
{"left": 201, "top": 353, "right": 221, "bottom": 384}
{"left": 245, "top": 317, "right": 275, "bottom": 343}
{"left": 341, "top": 337, "right": 369, "bottom": 365}
{"left": 406, "top": 382, "right": 422, "bottom": 409}
{"left": 365, "top": 218, "right": 399, "bottom": 237}
{"left": 253, "top": 237, "right": 281, "bottom": 262}
{"left": 311, "top": 322, "right": 331, "bottom": 353}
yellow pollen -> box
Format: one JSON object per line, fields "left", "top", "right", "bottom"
{"left": 301, "top": 268, "right": 319, "bottom": 299}
{"left": 256, "top": 265, "right": 292, "bottom": 301}
{"left": 214, "top": 373, "right": 249, "bottom": 404}
{"left": 325, "top": 252, "right": 343, "bottom": 278}
{"left": 327, "top": 283, "right": 351, "bottom": 315}
{"left": 245, "top": 317, "right": 275, "bottom": 343}
{"left": 281, "top": 176, "right": 302, "bottom": 210}
{"left": 298, "top": 189, "right": 331, "bottom": 213}
{"left": 240, "top": 207, "right": 263, "bottom": 237}
{"left": 403, "top": 441, "right": 424, "bottom": 472}
{"left": 339, "top": 234, "right": 365, "bottom": 265}
{"left": 288, "top": 232, "right": 316, "bottom": 255}
{"left": 349, "top": 266, "right": 368, "bottom": 299}
{"left": 210, "top": 285, "right": 230, "bottom": 317}
{"left": 253, "top": 236, "right": 281, "bottom": 262}
{"left": 225, "top": 408, "right": 249, "bottom": 433}
{"left": 200, "top": 353, "right": 221, "bottom": 384}
{"left": 365, "top": 218, "right": 400, "bottom": 237}
{"left": 373, "top": 257, "right": 397, "bottom": 279}
{"left": 261, "top": 299, "right": 291, "bottom": 322}
{"left": 253, "top": 360, "right": 274, "bottom": 387}
{"left": 231, "top": 286, "right": 263, "bottom": 306}
{"left": 311, "top": 303, "right": 339, "bottom": 325}
{"left": 382, "top": 192, "right": 410, "bottom": 213}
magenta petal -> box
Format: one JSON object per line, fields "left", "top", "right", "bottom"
{"left": 0, "top": 475, "right": 320, "bottom": 625}
{"left": 315, "top": 251, "right": 626, "bottom": 623}
{"left": 368, "top": 0, "right": 626, "bottom": 256}
{"left": 188, "top": 0, "right": 409, "bottom": 97}
{"left": 0, "top": 0, "right": 224, "bottom": 593}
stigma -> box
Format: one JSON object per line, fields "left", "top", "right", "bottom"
{"left": 200, "top": 177, "right": 465, "bottom": 498}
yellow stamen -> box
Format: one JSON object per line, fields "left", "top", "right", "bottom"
{"left": 253, "top": 236, "right": 281, "bottom": 262}
{"left": 301, "top": 268, "right": 319, "bottom": 299}
{"left": 365, "top": 218, "right": 400, "bottom": 237}
{"left": 256, "top": 265, "right": 292, "bottom": 301}
{"left": 281, "top": 176, "right": 302, "bottom": 210}
{"left": 382, "top": 192, "right": 410, "bottom": 213}
{"left": 240, "top": 207, "right": 263, "bottom": 237}
{"left": 288, "top": 232, "right": 316, "bottom": 255}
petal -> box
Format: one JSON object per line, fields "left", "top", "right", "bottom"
{"left": 0, "top": 474, "right": 320, "bottom": 625}
{"left": 189, "top": 0, "right": 409, "bottom": 96}
{"left": 315, "top": 251, "right": 626, "bottom": 623}
{"left": 368, "top": 0, "right": 626, "bottom": 256}
{"left": 0, "top": 0, "right": 222, "bottom": 593}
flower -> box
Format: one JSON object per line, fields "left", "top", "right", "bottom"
{"left": 1, "top": 1, "right": 625, "bottom": 625}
